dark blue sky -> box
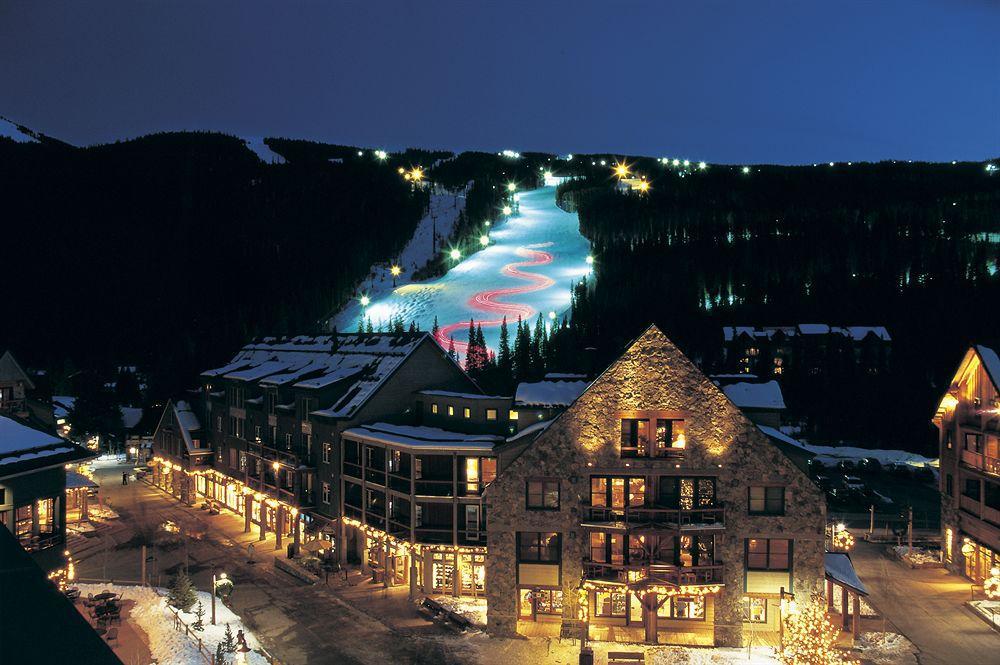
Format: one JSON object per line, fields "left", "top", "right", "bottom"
{"left": 2, "top": 1, "right": 997, "bottom": 163}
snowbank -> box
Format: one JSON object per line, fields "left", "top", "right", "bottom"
{"left": 855, "top": 632, "right": 918, "bottom": 664}
{"left": 650, "top": 646, "right": 778, "bottom": 664}
{"left": 892, "top": 546, "right": 941, "bottom": 566}
{"left": 76, "top": 583, "right": 269, "bottom": 665}
{"left": 428, "top": 595, "right": 487, "bottom": 628}
{"left": 758, "top": 426, "right": 937, "bottom": 469}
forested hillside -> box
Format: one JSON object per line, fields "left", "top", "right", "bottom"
{"left": 0, "top": 132, "right": 426, "bottom": 396}
{"left": 556, "top": 158, "right": 1000, "bottom": 452}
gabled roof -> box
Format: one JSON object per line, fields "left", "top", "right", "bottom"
{"left": 0, "top": 350, "right": 34, "bottom": 390}
{"left": 825, "top": 552, "right": 868, "bottom": 596}
{"left": 0, "top": 415, "right": 94, "bottom": 477}
{"left": 976, "top": 345, "right": 1000, "bottom": 393}
{"left": 723, "top": 325, "right": 891, "bottom": 342}
{"left": 203, "top": 333, "right": 434, "bottom": 420}
{"left": 154, "top": 399, "right": 206, "bottom": 455}
{"left": 935, "top": 344, "right": 1000, "bottom": 421}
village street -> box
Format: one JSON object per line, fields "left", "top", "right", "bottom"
{"left": 851, "top": 540, "right": 1000, "bottom": 665}
{"left": 73, "top": 461, "right": 478, "bottom": 665}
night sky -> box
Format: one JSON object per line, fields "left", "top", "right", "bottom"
{"left": 2, "top": 1, "right": 997, "bottom": 163}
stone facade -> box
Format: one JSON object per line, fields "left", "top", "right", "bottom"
{"left": 484, "top": 326, "right": 826, "bottom": 646}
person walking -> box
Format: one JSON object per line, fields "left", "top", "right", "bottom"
{"left": 122, "top": 471, "right": 128, "bottom": 486}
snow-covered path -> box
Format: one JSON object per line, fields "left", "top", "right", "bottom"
{"left": 335, "top": 185, "right": 592, "bottom": 353}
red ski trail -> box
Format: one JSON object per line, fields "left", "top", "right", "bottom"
{"left": 435, "top": 247, "right": 554, "bottom": 355}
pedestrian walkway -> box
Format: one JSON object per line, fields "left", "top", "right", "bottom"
{"left": 852, "top": 540, "right": 1000, "bottom": 665}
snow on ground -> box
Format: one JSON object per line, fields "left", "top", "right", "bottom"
{"left": 970, "top": 600, "right": 1000, "bottom": 628}
{"left": 650, "top": 646, "right": 777, "bottom": 664}
{"left": 428, "top": 595, "right": 487, "bottom": 627}
{"left": 77, "top": 583, "right": 269, "bottom": 665}
{"left": 892, "top": 545, "right": 941, "bottom": 566}
{"left": 335, "top": 185, "right": 592, "bottom": 354}
{"left": 0, "top": 117, "right": 39, "bottom": 143}
{"left": 855, "top": 632, "right": 919, "bottom": 664}
{"left": 334, "top": 186, "right": 467, "bottom": 331}
{"left": 243, "top": 136, "right": 286, "bottom": 164}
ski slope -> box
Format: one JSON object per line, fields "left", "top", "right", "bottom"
{"left": 334, "top": 185, "right": 592, "bottom": 354}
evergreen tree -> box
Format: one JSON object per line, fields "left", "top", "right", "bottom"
{"left": 222, "top": 623, "right": 236, "bottom": 652}
{"left": 464, "top": 319, "right": 478, "bottom": 373}
{"left": 215, "top": 642, "right": 228, "bottom": 665}
{"left": 365, "top": 317, "right": 374, "bottom": 334}
{"left": 497, "top": 316, "right": 512, "bottom": 382}
{"left": 356, "top": 318, "right": 364, "bottom": 335}
{"left": 168, "top": 570, "right": 197, "bottom": 612}
{"left": 513, "top": 316, "right": 531, "bottom": 380}
{"left": 408, "top": 321, "right": 417, "bottom": 334}
{"left": 192, "top": 600, "right": 206, "bottom": 631}
{"left": 529, "top": 314, "right": 545, "bottom": 377}
{"left": 447, "top": 336, "right": 457, "bottom": 361}
{"left": 431, "top": 316, "right": 440, "bottom": 338}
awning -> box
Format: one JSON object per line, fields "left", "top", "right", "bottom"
{"left": 825, "top": 552, "right": 868, "bottom": 596}
{"left": 65, "top": 471, "right": 99, "bottom": 490}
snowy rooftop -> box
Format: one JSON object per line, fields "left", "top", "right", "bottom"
{"left": 66, "top": 470, "right": 99, "bottom": 489}
{"left": 203, "top": 333, "right": 430, "bottom": 420}
{"left": 417, "top": 389, "right": 506, "bottom": 400}
{"left": 723, "top": 325, "right": 891, "bottom": 342}
{"left": 170, "top": 400, "right": 205, "bottom": 453}
{"left": 121, "top": 406, "right": 144, "bottom": 430}
{"left": 343, "top": 422, "right": 503, "bottom": 451}
{"left": 52, "top": 395, "right": 76, "bottom": 419}
{"left": 514, "top": 380, "right": 588, "bottom": 407}
{"left": 976, "top": 345, "right": 1000, "bottom": 392}
{"left": 721, "top": 380, "right": 786, "bottom": 410}
{"left": 0, "top": 415, "right": 93, "bottom": 473}
{"left": 825, "top": 552, "right": 868, "bottom": 595}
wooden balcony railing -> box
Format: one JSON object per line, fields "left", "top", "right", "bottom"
{"left": 961, "top": 449, "right": 1000, "bottom": 477}
{"left": 583, "top": 561, "right": 724, "bottom": 586}
{"left": 583, "top": 504, "right": 725, "bottom": 529}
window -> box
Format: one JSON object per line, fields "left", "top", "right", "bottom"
{"left": 414, "top": 458, "right": 423, "bottom": 479}
{"left": 749, "top": 486, "right": 785, "bottom": 515}
{"left": 465, "top": 505, "right": 481, "bottom": 535}
{"left": 322, "top": 482, "right": 331, "bottom": 504}
{"left": 669, "top": 596, "right": 706, "bottom": 620}
{"left": 463, "top": 407, "right": 471, "bottom": 419}
{"left": 415, "top": 505, "right": 423, "bottom": 527}
{"left": 15, "top": 505, "right": 32, "bottom": 540}
{"left": 216, "top": 416, "right": 223, "bottom": 432}
{"left": 946, "top": 474, "right": 954, "bottom": 497}
{"left": 986, "top": 482, "right": 1000, "bottom": 512}
{"left": 448, "top": 405, "right": 455, "bottom": 417}
{"left": 526, "top": 479, "right": 560, "bottom": 510}
{"left": 620, "top": 418, "right": 649, "bottom": 457}
{"left": 36, "top": 498, "right": 54, "bottom": 534}
{"left": 486, "top": 408, "right": 497, "bottom": 421}
{"left": 963, "top": 478, "right": 981, "bottom": 501}
{"left": 660, "top": 477, "right": 716, "bottom": 510}
{"left": 284, "top": 433, "right": 293, "bottom": 449}
{"left": 595, "top": 591, "right": 627, "bottom": 617}
{"left": 654, "top": 419, "right": 686, "bottom": 454}
{"left": 389, "top": 449, "right": 401, "bottom": 473}
{"left": 0, "top": 488, "right": 5, "bottom": 504}
{"left": 965, "top": 433, "right": 983, "bottom": 453}
{"left": 509, "top": 409, "right": 519, "bottom": 421}
{"left": 517, "top": 532, "right": 561, "bottom": 563}
{"left": 431, "top": 403, "right": 439, "bottom": 414}
{"left": 239, "top": 452, "right": 247, "bottom": 472}
{"left": 743, "top": 597, "right": 768, "bottom": 623}
{"left": 254, "top": 425, "right": 261, "bottom": 440}
{"left": 323, "top": 442, "right": 331, "bottom": 464}
{"left": 591, "top": 476, "right": 645, "bottom": 510}
{"left": 229, "top": 448, "right": 238, "bottom": 469}
{"left": 590, "top": 532, "right": 607, "bottom": 562}
{"left": 746, "top": 538, "right": 792, "bottom": 571}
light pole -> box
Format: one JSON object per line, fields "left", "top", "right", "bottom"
{"left": 778, "top": 587, "right": 795, "bottom": 653}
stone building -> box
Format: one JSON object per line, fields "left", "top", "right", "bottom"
{"left": 934, "top": 345, "right": 1000, "bottom": 581}
{"left": 484, "top": 325, "right": 826, "bottom": 647}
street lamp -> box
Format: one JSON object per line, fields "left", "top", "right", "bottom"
{"left": 211, "top": 571, "right": 230, "bottom": 625}
{"left": 585, "top": 255, "right": 594, "bottom": 265}
{"left": 506, "top": 182, "right": 517, "bottom": 192}
{"left": 502, "top": 205, "right": 512, "bottom": 216}
{"left": 449, "top": 248, "right": 461, "bottom": 260}
{"left": 479, "top": 235, "right": 489, "bottom": 247}
{"left": 390, "top": 265, "right": 401, "bottom": 287}
{"left": 359, "top": 295, "right": 370, "bottom": 307}
{"left": 778, "top": 587, "right": 795, "bottom": 652}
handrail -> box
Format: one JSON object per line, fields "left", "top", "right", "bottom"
{"left": 583, "top": 561, "right": 724, "bottom": 585}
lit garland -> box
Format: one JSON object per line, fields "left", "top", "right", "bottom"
{"left": 831, "top": 524, "right": 855, "bottom": 551}
{"left": 341, "top": 516, "right": 486, "bottom": 557}
{"left": 47, "top": 549, "right": 76, "bottom": 592}
{"left": 149, "top": 457, "right": 300, "bottom": 517}
{"left": 579, "top": 578, "right": 723, "bottom": 599}
{"left": 781, "top": 601, "right": 858, "bottom": 665}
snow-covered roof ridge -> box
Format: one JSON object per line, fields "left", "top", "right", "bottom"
{"left": 343, "top": 422, "right": 502, "bottom": 451}
{"left": 975, "top": 345, "right": 1000, "bottom": 392}
{"left": 0, "top": 415, "right": 64, "bottom": 455}
{"left": 0, "top": 415, "right": 94, "bottom": 473}
{"left": 418, "top": 389, "right": 507, "bottom": 400}
{"left": 514, "top": 380, "right": 589, "bottom": 407}
{"left": 825, "top": 552, "right": 868, "bottom": 595}
{"left": 721, "top": 380, "right": 786, "bottom": 410}
{"left": 723, "top": 325, "right": 891, "bottom": 342}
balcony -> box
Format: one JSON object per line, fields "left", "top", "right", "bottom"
{"left": 582, "top": 504, "right": 725, "bottom": 530}
{"left": 961, "top": 449, "right": 1000, "bottom": 477}
{"left": 583, "top": 561, "right": 724, "bottom": 586}
{"left": 960, "top": 494, "right": 981, "bottom": 517}
{"left": 21, "top": 533, "right": 65, "bottom": 553}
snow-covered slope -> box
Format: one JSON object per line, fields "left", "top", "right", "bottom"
{"left": 0, "top": 117, "right": 40, "bottom": 143}
{"left": 243, "top": 136, "right": 286, "bottom": 164}
{"left": 333, "top": 185, "right": 593, "bottom": 355}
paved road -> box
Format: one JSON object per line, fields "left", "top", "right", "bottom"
{"left": 851, "top": 540, "right": 1000, "bottom": 665}
{"left": 76, "top": 463, "right": 469, "bottom": 665}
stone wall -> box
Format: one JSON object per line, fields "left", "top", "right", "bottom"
{"left": 485, "top": 325, "right": 826, "bottom": 646}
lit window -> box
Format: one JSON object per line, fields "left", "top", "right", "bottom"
{"left": 742, "top": 597, "right": 767, "bottom": 623}
{"left": 526, "top": 479, "right": 560, "bottom": 509}
{"left": 322, "top": 482, "right": 331, "bottom": 504}
{"left": 486, "top": 409, "right": 497, "bottom": 421}
{"left": 431, "top": 403, "right": 439, "bottom": 414}
{"left": 509, "top": 410, "right": 519, "bottom": 420}
{"left": 448, "top": 405, "right": 455, "bottom": 416}
{"left": 464, "top": 407, "right": 471, "bottom": 419}
{"left": 749, "top": 486, "right": 785, "bottom": 515}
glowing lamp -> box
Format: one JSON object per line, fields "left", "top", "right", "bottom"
{"left": 507, "top": 182, "right": 517, "bottom": 192}
{"left": 479, "top": 235, "right": 489, "bottom": 247}
{"left": 409, "top": 167, "right": 424, "bottom": 182}
{"left": 502, "top": 205, "right": 512, "bottom": 215}
{"left": 359, "top": 295, "right": 370, "bottom": 307}
{"left": 698, "top": 161, "right": 707, "bottom": 170}
{"left": 672, "top": 159, "right": 680, "bottom": 167}
{"left": 683, "top": 159, "right": 690, "bottom": 167}
{"left": 449, "top": 249, "right": 461, "bottom": 260}
{"left": 390, "top": 265, "right": 401, "bottom": 277}
{"left": 375, "top": 150, "right": 387, "bottom": 160}
{"left": 962, "top": 540, "right": 975, "bottom": 557}
{"left": 548, "top": 311, "right": 556, "bottom": 320}
{"left": 543, "top": 171, "right": 553, "bottom": 179}
{"left": 585, "top": 255, "right": 594, "bottom": 264}
{"left": 272, "top": 461, "right": 280, "bottom": 472}
{"left": 637, "top": 180, "right": 650, "bottom": 193}
{"left": 741, "top": 166, "right": 750, "bottom": 174}
{"left": 613, "top": 162, "right": 630, "bottom": 178}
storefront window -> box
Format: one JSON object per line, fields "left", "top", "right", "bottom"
{"left": 742, "top": 596, "right": 767, "bottom": 623}
{"left": 433, "top": 553, "right": 455, "bottom": 592}
{"left": 595, "top": 591, "right": 627, "bottom": 617}
{"left": 15, "top": 505, "right": 31, "bottom": 541}
{"left": 36, "top": 497, "right": 54, "bottom": 534}
{"left": 670, "top": 596, "right": 705, "bottom": 620}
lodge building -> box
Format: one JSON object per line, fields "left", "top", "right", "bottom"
{"left": 935, "top": 345, "right": 1000, "bottom": 582}
{"left": 150, "top": 328, "right": 829, "bottom": 646}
